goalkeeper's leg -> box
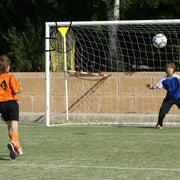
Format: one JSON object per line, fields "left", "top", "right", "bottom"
{"left": 157, "top": 98, "right": 173, "bottom": 127}
{"left": 175, "top": 98, "right": 180, "bottom": 110}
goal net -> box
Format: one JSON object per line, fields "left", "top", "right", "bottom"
{"left": 45, "top": 20, "right": 180, "bottom": 126}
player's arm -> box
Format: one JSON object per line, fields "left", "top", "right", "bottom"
{"left": 14, "top": 88, "right": 23, "bottom": 94}
{"left": 146, "top": 77, "right": 164, "bottom": 90}
{"left": 10, "top": 75, "right": 23, "bottom": 94}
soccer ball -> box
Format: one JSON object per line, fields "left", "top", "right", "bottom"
{"left": 152, "top": 33, "right": 167, "bottom": 48}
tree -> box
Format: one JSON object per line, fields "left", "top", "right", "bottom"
{"left": 3, "top": 18, "right": 45, "bottom": 72}
{"left": 0, "top": 0, "right": 180, "bottom": 72}
{"left": 120, "top": 0, "right": 180, "bottom": 20}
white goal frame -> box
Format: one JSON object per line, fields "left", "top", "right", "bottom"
{"left": 45, "top": 19, "right": 180, "bottom": 126}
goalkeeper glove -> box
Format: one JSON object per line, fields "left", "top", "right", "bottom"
{"left": 146, "top": 84, "right": 154, "bottom": 90}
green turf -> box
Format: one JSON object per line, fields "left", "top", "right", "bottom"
{"left": 0, "top": 122, "right": 180, "bottom": 180}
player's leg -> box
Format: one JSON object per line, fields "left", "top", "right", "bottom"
{"left": 7, "top": 101, "right": 23, "bottom": 157}
{"left": 6, "top": 120, "right": 11, "bottom": 137}
{"left": 6, "top": 120, "right": 17, "bottom": 159}
{"left": 157, "top": 98, "right": 173, "bottom": 128}
{"left": 8, "top": 120, "right": 23, "bottom": 156}
{"left": 6, "top": 120, "right": 17, "bottom": 149}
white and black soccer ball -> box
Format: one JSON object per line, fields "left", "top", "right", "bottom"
{"left": 152, "top": 33, "right": 167, "bottom": 48}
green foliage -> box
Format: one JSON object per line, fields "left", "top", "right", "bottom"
{"left": 144, "top": 0, "right": 164, "bottom": 8}
{"left": 0, "top": 0, "right": 180, "bottom": 71}
{"left": 3, "top": 18, "right": 45, "bottom": 72}
{"left": 122, "top": 0, "right": 180, "bottom": 20}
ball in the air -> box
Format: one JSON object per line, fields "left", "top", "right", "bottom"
{"left": 152, "top": 33, "right": 167, "bottom": 48}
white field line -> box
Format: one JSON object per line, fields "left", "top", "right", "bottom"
{"left": 2, "top": 164, "right": 180, "bottom": 171}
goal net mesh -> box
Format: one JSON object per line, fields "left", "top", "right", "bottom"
{"left": 47, "top": 21, "right": 180, "bottom": 125}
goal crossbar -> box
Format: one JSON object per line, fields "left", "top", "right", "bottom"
{"left": 46, "top": 19, "right": 180, "bottom": 27}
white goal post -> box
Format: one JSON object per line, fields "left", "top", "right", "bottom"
{"left": 45, "top": 19, "right": 180, "bottom": 126}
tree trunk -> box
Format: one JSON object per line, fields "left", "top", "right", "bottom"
{"left": 107, "top": 6, "right": 125, "bottom": 72}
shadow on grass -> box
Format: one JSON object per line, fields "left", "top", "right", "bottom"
{"left": 115, "top": 125, "right": 180, "bottom": 130}
{"left": 138, "top": 126, "right": 155, "bottom": 129}
{"left": 114, "top": 125, "right": 128, "bottom": 128}
{"left": 114, "top": 125, "right": 155, "bottom": 129}
{"left": 140, "top": 126, "right": 180, "bottom": 129}
{"left": 0, "top": 155, "right": 10, "bottom": 161}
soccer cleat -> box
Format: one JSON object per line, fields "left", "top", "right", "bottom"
{"left": 155, "top": 124, "right": 163, "bottom": 129}
{"left": 17, "top": 147, "right": 23, "bottom": 156}
{"left": 7, "top": 142, "right": 16, "bottom": 160}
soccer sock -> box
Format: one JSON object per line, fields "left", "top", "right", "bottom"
{"left": 9, "top": 133, "right": 12, "bottom": 140}
{"left": 15, "top": 142, "right": 22, "bottom": 150}
{"left": 10, "top": 132, "right": 22, "bottom": 149}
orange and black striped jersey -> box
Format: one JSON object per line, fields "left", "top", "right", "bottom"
{"left": 0, "top": 73, "right": 21, "bottom": 102}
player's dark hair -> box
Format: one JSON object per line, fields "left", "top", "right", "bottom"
{"left": 165, "top": 62, "right": 176, "bottom": 73}
{"left": 0, "top": 55, "right": 10, "bottom": 74}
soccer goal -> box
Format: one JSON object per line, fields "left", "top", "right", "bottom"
{"left": 45, "top": 19, "right": 180, "bottom": 126}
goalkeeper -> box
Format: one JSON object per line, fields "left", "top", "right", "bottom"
{"left": 147, "top": 62, "right": 180, "bottom": 129}
{"left": 0, "top": 55, "right": 23, "bottom": 159}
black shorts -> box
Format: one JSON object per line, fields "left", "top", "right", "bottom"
{"left": 0, "top": 100, "right": 19, "bottom": 122}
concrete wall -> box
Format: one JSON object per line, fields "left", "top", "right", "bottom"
{"left": 13, "top": 72, "right": 180, "bottom": 115}
{"left": 13, "top": 73, "right": 46, "bottom": 113}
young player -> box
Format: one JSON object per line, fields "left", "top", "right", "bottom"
{"left": 0, "top": 55, "right": 23, "bottom": 159}
{"left": 147, "top": 62, "right": 180, "bottom": 129}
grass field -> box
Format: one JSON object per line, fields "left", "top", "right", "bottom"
{"left": 0, "top": 122, "right": 180, "bottom": 180}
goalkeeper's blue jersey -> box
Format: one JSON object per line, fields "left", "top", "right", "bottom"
{"left": 156, "top": 73, "right": 180, "bottom": 100}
